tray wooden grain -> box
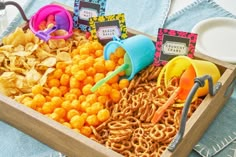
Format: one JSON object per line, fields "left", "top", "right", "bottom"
{"left": 0, "top": 2, "right": 236, "bottom": 157}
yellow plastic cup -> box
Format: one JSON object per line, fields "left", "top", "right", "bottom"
{"left": 157, "top": 56, "right": 221, "bottom": 97}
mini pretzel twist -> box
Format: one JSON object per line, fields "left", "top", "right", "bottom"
{"left": 122, "top": 106, "right": 134, "bottom": 117}
{"left": 131, "top": 95, "right": 141, "bottom": 110}
{"left": 120, "top": 87, "right": 129, "bottom": 98}
{"left": 145, "top": 104, "right": 157, "bottom": 122}
{"left": 153, "top": 97, "right": 168, "bottom": 108}
{"left": 121, "top": 150, "right": 136, "bottom": 157}
{"left": 90, "top": 126, "right": 102, "bottom": 140}
{"left": 162, "top": 126, "right": 177, "bottom": 144}
{"left": 140, "top": 70, "right": 149, "bottom": 82}
{"left": 131, "top": 136, "right": 150, "bottom": 155}
{"left": 107, "top": 120, "right": 131, "bottom": 130}
{"left": 160, "top": 109, "right": 176, "bottom": 126}
{"left": 157, "top": 145, "right": 168, "bottom": 157}
{"left": 139, "top": 100, "right": 151, "bottom": 121}
{"left": 150, "top": 86, "right": 166, "bottom": 98}
{"left": 167, "top": 76, "right": 179, "bottom": 88}
{"left": 108, "top": 134, "right": 131, "bottom": 143}
{"left": 141, "top": 123, "right": 155, "bottom": 132}
{"left": 95, "top": 118, "right": 111, "bottom": 131}
{"left": 133, "top": 127, "right": 145, "bottom": 137}
{"left": 124, "top": 116, "right": 141, "bottom": 128}
{"left": 148, "top": 140, "right": 159, "bottom": 154}
{"left": 106, "top": 140, "right": 132, "bottom": 152}
{"left": 110, "top": 128, "right": 132, "bottom": 136}
{"left": 174, "top": 110, "right": 181, "bottom": 129}
{"left": 147, "top": 66, "right": 162, "bottom": 80}
{"left": 112, "top": 112, "right": 125, "bottom": 120}
{"left": 149, "top": 124, "right": 166, "bottom": 142}
{"left": 150, "top": 151, "right": 160, "bottom": 157}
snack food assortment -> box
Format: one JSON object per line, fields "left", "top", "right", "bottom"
{"left": 0, "top": 4, "right": 217, "bottom": 157}
{"left": 0, "top": 26, "right": 135, "bottom": 136}
{"left": 0, "top": 25, "right": 204, "bottom": 156}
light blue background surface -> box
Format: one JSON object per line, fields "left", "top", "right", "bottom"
{"left": 0, "top": 0, "right": 236, "bottom": 157}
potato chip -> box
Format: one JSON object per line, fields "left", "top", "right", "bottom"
{"left": 0, "top": 71, "right": 16, "bottom": 79}
{"left": 26, "top": 57, "right": 38, "bottom": 67}
{"left": 39, "top": 43, "right": 51, "bottom": 53}
{"left": 54, "top": 29, "right": 68, "bottom": 36}
{"left": 0, "top": 66, "right": 8, "bottom": 73}
{"left": 25, "top": 42, "right": 38, "bottom": 52}
{"left": 2, "top": 27, "right": 26, "bottom": 46}
{"left": 0, "top": 50, "right": 10, "bottom": 58}
{"left": 57, "top": 46, "right": 71, "bottom": 53}
{"left": 25, "top": 68, "right": 42, "bottom": 85}
{"left": 2, "top": 28, "right": 40, "bottom": 47}
{"left": 24, "top": 29, "right": 40, "bottom": 44}
{"left": 16, "top": 74, "right": 29, "bottom": 90}
{"left": 12, "top": 51, "right": 33, "bottom": 57}
{"left": 35, "top": 48, "right": 54, "bottom": 61}
{"left": 0, "top": 45, "right": 13, "bottom": 52}
{"left": 0, "top": 54, "right": 5, "bottom": 63}
{"left": 0, "top": 85, "right": 19, "bottom": 96}
{"left": 14, "top": 93, "right": 33, "bottom": 103}
{"left": 39, "top": 68, "right": 55, "bottom": 86}
{"left": 0, "top": 72, "right": 19, "bottom": 96}
{"left": 56, "top": 52, "right": 71, "bottom": 62}
{"left": 14, "top": 45, "right": 25, "bottom": 52}
{"left": 3, "top": 58, "right": 25, "bottom": 74}
{"left": 38, "top": 57, "right": 57, "bottom": 67}
{"left": 48, "top": 39, "right": 66, "bottom": 49}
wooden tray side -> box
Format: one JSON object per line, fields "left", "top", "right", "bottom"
{"left": 162, "top": 67, "right": 236, "bottom": 157}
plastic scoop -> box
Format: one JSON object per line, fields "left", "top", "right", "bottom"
{"left": 151, "top": 65, "right": 196, "bottom": 124}
{"left": 36, "top": 11, "right": 69, "bottom": 41}
{"left": 36, "top": 25, "right": 58, "bottom": 41}
{"left": 177, "top": 65, "right": 196, "bottom": 101}
{"left": 54, "top": 11, "right": 70, "bottom": 30}
{"left": 91, "top": 53, "right": 132, "bottom": 92}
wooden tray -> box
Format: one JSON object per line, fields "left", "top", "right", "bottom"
{"left": 0, "top": 2, "right": 236, "bottom": 157}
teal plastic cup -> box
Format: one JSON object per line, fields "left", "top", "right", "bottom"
{"left": 104, "top": 35, "right": 156, "bottom": 80}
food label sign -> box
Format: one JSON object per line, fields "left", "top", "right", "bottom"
{"left": 73, "top": 0, "right": 107, "bottom": 31}
{"left": 89, "top": 13, "right": 127, "bottom": 45}
{"left": 96, "top": 24, "right": 121, "bottom": 40}
{"left": 154, "top": 28, "right": 198, "bottom": 66}
{"left": 79, "top": 7, "right": 98, "bottom": 21}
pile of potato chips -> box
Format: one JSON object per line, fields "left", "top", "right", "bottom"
{"left": 0, "top": 27, "right": 88, "bottom": 98}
